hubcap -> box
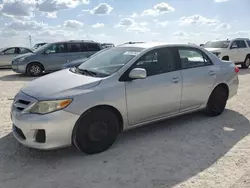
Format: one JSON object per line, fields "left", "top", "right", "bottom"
{"left": 30, "top": 65, "right": 41, "bottom": 75}
{"left": 246, "top": 59, "right": 250, "bottom": 66}
{"left": 88, "top": 121, "right": 108, "bottom": 142}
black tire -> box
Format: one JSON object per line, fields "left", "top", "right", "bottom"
{"left": 205, "top": 86, "right": 228, "bottom": 117}
{"left": 73, "top": 108, "right": 120, "bottom": 154}
{"left": 241, "top": 56, "right": 250, "bottom": 69}
{"left": 26, "top": 63, "right": 43, "bottom": 77}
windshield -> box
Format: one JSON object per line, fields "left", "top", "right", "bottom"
{"left": 78, "top": 47, "right": 144, "bottom": 76}
{"left": 204, "top": 41, "right": 230, "bottom": 48}
{"left": 33, "top": 43, "right": 51, "bottom": 53}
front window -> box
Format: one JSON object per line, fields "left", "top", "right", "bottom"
{"left": 204, "top": 41, "right": 230, "bottom": 48}
{"left": 44, "top": 43, "right": 66, "bottom": 54}
{"left": 77, "top": 47, "right": 144, "bottom": 77}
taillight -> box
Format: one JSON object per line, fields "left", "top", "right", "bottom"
{"left": 235, "top": 66, "right": 239, "bottom": 73}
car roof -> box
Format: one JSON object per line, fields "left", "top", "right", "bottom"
{"left": 117, "top": 42, "right": 201, "bottom": 49}
{"left": 51, "top": 40, "right": 100, "bottom": 44}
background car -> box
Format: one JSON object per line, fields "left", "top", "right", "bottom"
{"left": 0, "top": 47, "right": 33, "bottom": 68}
{"left": 11, "top": 40, "right": 102, "bottom": 76}
{"left": 101, "top": 43, "right": 115, "bottom": 49}
{"left": 31, "top": 43, "right": 47, "bottom": 51}
{"left": 61, "top": 48, "right": 110, "bottom": 69}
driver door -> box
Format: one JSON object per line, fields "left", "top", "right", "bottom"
{"left": 124, "top": 47, "right": 182, "bottom": 125}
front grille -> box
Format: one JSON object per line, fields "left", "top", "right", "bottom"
{"left": 35, "top": 130, "right": 46, "bottom": 143}
{"left": 14, "top": 125, "right": 26, "bottom": 140}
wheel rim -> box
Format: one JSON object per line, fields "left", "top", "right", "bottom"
{"left": 30, "top": 65, "right": 41, "bottom": 75}
{"left": 88, "top": 121, "right": 108, "bottom": 142}
{"left": 246, "top": 59, "right": 250, "bottom": 66}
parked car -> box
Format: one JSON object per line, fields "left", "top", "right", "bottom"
{"left": 11, "top": 42, "right": 239, "bottom": 154}
{"left": 101, "top": 43, "right": 115, "bottom": 49}
{"left": 61, "top": 48, "right": 110, "bottom": 69}
{"left": 31, "top": 43, "right": 47, "bottom": 51}
{"left": 204, "top": 38, "right": 250, "bottom": 68}
{"left": 11, "top": 40, "right": 102, "bottom": 76}
{"left": 0, "top": 47, "right": 33, "bottom": 68}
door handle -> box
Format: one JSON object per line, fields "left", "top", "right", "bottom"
{"left": 209, "top": 71, "right": 216, "bottom": 76}
{"left": 171, "top": 77, "right": 179, "bottom": 83}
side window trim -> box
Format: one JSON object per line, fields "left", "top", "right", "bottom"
{"left": 176, "top": 47, "right": 213, "bottom": 70}
{"left": 119, "top": 47, "right": 179, "bottom": 82}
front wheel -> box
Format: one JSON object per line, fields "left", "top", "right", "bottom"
{"left": 26, "top": 63, "right": 43, "bottom": 77}
{"left": 205, "top": 86, "right": 228, "bottom": 117}
{"left": 241, "top": 57, "right": 250, "bottom": 69}
{"left": 73, "top": 109, "right": 120, "bottom": 154}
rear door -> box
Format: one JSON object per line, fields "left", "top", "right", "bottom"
{"left": 40, "top": 43, "right": 67, "bottom": 71}
{"left": 176, "top": 47, "right": 217, "bottom": 112}
{"left": 0, "top": 47, "right": 18, "bottom": 66}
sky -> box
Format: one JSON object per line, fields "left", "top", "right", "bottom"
{"left": 0, "top": 0, "right": 249, "bottom": 48}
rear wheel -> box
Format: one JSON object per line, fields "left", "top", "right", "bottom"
{"left": 73, "top": 108, "right": 120, "bottom": 154}
{"left": 241, "top": 56, "right": 250, "bottom": 69}
{"left": 205, "top": 86, "right": 228, "bottom": 117}
{"left": 27, "top": 63, "right": 43, "bottom": 77}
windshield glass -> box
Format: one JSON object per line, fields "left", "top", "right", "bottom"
{"left": 204, "top": 40, "right": 230, "bottom": 48}
{"left": 33, "top": 43, "right": 51, "bottom": 53}
{"left": 78, "top": 47, "right": 144, "bottom": 76}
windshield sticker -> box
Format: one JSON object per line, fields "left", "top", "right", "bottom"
{"left": 123, "top": 51, "right": 140, "bottom": 56}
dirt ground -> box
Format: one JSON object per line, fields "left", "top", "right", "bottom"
{"left": 1, "top": 69, "right": 250, "bottom": 188}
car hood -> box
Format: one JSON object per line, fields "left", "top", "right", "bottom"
{"left": 21, "top": 69, "right": 102, "bottom": 100}
{"left": 205, "top": 48, "right": 224, "bottom": 52}
{"left": 13, "top": 53, "right": 33, "bottom": 60}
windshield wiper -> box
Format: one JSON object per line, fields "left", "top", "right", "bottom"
{"left": 75, "top": 67, "right": 97, "bottom": 77}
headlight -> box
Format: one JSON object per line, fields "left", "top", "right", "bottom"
{"left": 23, "top": 99, "right": 72, "bottom": 114}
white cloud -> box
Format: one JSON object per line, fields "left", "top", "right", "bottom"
{"left": 214, "top": 0, "right": 229, "bottom": 2}
{"left": 173, "top": 31, "right": 188, "bottom": 37}
{"left": 0, "top": 0, "right": 90, "bottom": 19}
{"left": 180, "top": 15, "right": 219, "bottom": 26}
{"left": 0, "top": 0, "right": 37, "bottom": 18}
{"left": 116, "top": 18, "right": 135, "bottom": 27}
{"left": 216, "top": 23, "right": 231, "bottom": 29}
{"left": 5, "top": 19, "right": 46, "bottom": 30}
{"left": 37, "top": 0, "right": 90, "bottom": 12}
{"left": 142, "top": 2, "right": 174, "bottom": 17}
{"left": 63, "top": 20, "right": 84, "bottom": 28}
{"left": 156, "top": 20, "right": 169, "bottom": 27}
{"left": 90, "top": 3, "right": 113, "bottom": 15}
{"left": 130, "top": 12, "right": 139, "bottom": 18}
{"left": 116, "top": 18, "right": 149, "bottom": 34}
{"left": 92, "top": 23, "right": 104, "bottom": 28}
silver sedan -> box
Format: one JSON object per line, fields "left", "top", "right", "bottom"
{"left": 0, "top": 47, "right": 33, "bottom": 67}
{"left": 11, "top": 42, "right": 239, "bottom": 154}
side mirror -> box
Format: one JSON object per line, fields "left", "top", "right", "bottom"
{"left": 200, "top": 44, "right": 204, "bottom": 47}
{"left": 230, "top": 45, "right": 238, "bottom": 49}
{"left": 129, "top": 68, "right": 147, "bottom": 79}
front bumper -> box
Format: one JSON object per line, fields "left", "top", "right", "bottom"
{"left": 11, "top": 108, "right": 80, "bottom": 150}
{"left": 11, "top": 62, "right": 26, "bottom": 73}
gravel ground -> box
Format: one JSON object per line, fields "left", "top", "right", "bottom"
{"left": 1, "top": 69, "right": 250, "bottom": 188}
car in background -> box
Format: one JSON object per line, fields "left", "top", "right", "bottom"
{"left": 204, "top": 38, "right": 250, "bottom": 69}
{"left": 11, "top": 42, "right": 238, "bottom": 154}
{"left": 0, "top": 47, "right": 33, "bottom": 68}
{"left": 101, "top": 43, "right": 115, "bottom": 49}
{"left": 11, "top": 40, "right": 102, "bottom": 76}
{"left": 61, "top": 48, "right": 110, "bottom": 69}
{"left": 32, "top": 43, "right": 47, "bottom": 51}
